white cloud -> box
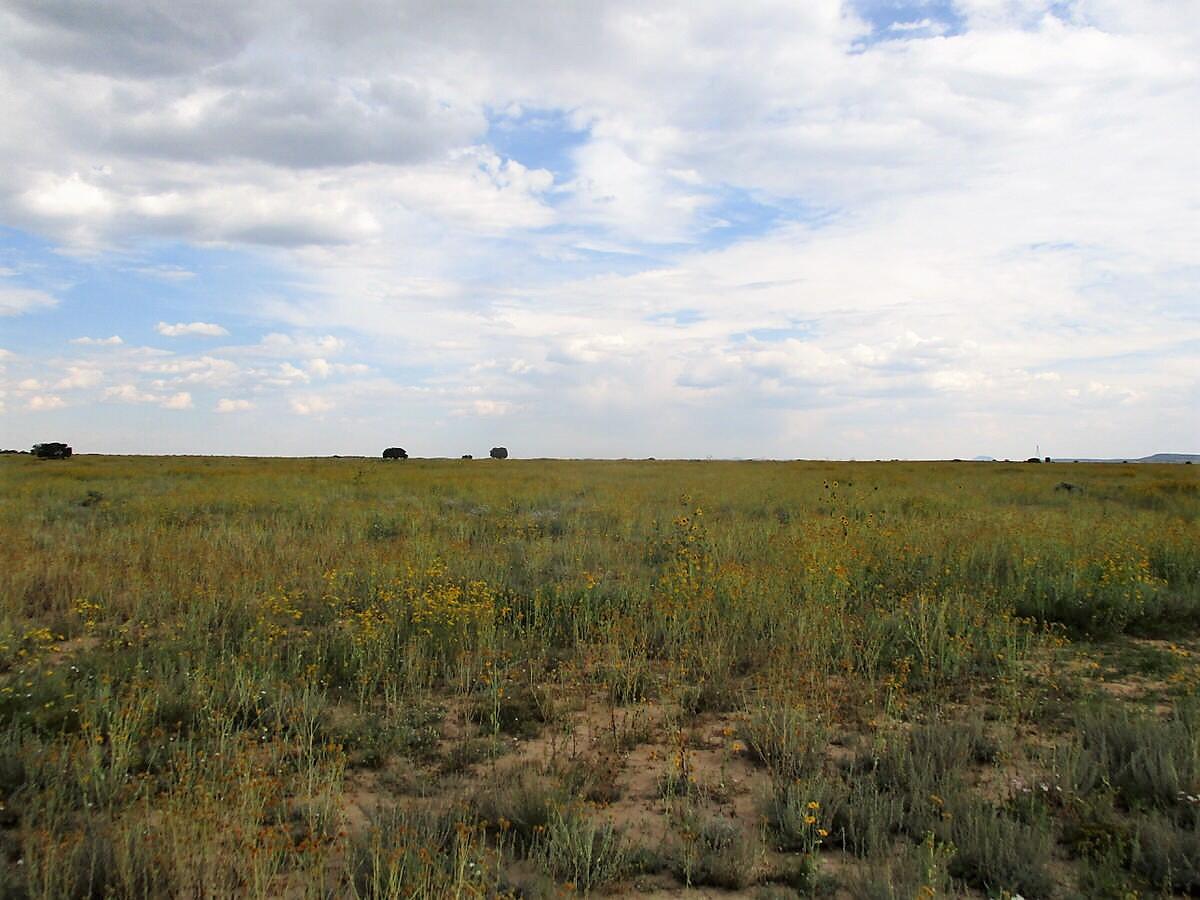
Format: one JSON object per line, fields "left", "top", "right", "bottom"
{"left": 215, "top": 398, "right": 253, "bottom": 412}
{"left": 468, "top": 399, "right": 512, "bottom": 417}
{"left": 19, "top": 172, "right": 113, "bottom": 222}
{"left": 276, "top": 362, "right": 310, "bottom": 383}
{"left": 105, "top": 384, "right": 193, "bottom": 410}
{"left": 305, "top": 357, "right": 369, "bottom": 378}
{"left": 0, "top": 287, "right": 57, "bottom": 316}
{"left": 105, "top": 384, "right": 158, "bottom": 403}
{"left": 55, "top": 366, "right": 103, "bottom": 389}
{"left": 129, "top": 264, "right": 195, "bottom": 281}
{"left": 26, "top": 394, "right": 66, "bottom": 411}
{"left": 156, "top": 321, "right": 229, "bottom": 337}
{"left": 70, "top": 335, "right": 123, "bottom": 345}
{"left": 257, "top": 333, "right": 346, "bottom": 357}
{"left": 139, "top": 355, "right": 240, "bottom": 386}
{"left": 289, "top": 395, "right": 333, "bottom": 416}
{"left": 0, "top": 1, "right": 1196, "bottom": 457}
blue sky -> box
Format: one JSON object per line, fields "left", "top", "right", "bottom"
{"left": 0, "top": 0, "right": 1197, "bottom": 458}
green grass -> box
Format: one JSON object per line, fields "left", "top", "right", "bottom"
{"left": 1, "top": 455, "right": 1198, "bottom": 896}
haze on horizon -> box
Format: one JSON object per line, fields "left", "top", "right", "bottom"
{"left": 0, "top": 0, "right": 1197, "bottom": 460}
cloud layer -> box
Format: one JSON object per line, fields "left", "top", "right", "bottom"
{"left": 0, "top": 0, "right": 1196, "bottom": 457}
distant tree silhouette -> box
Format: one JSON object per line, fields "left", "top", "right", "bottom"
{"left": 32, "top": 442, "right": 72, "bottom": 459}
{"left": 489, "top": 447, "right": 508, "bottom": 460}
{"left": 382, "top": 447, "right": 408, "bottom": 460}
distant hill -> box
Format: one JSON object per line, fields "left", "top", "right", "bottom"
{"left": 1049, "top": 453, "right": 1199, "bottom": 464}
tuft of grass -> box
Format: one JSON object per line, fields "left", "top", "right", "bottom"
{"left": 473, "top": 765, "right": 564, "bottom": 849}
{"left": 533, "top": 806, "right": 632, "bottom": 894}
{"left": 849, "top": 832, "right": 956, "bottom": 900}
{"left": 1072, "top": 698, "right": 1200, "bottom": 814}
{"left": 349, "top": 806, "right": 497, "bottom": 899}
{"left": 675, "top": 814, "right": 761, "bottom": 890}
{"left": 941, "top": 796, "right": 1055, "bottom": 898}
{"left": 766, "top": 775, "right": 846, "bottom": 854}
{"left": 1130, "top": 808, "right": 1200, "bottom": 894}
{"left": 742, "top": 705, "right": 825, "bottom": 782}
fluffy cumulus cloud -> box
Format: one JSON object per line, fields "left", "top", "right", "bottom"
{"left": 0, "top": 0, "right": 1197, "bottom": 456}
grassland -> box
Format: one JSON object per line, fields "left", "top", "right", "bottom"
{"left": 1, "top": 455, "right": 1198, "bottom": 898}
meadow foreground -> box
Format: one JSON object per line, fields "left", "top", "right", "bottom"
{"left": 1, "top": 457, "right": 1198, "bottom": 898}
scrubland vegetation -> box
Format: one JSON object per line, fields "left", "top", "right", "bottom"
{"left": 1, "top": 455, "right": 1198, "bottom": 898}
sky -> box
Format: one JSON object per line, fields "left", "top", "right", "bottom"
{"left": 0, "top": 0, "right": 1197, "bottom": 459}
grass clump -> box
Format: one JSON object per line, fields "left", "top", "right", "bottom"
{"left": 766, "top": 776, "right": 845, "bottom": 854}
{"left": 1130, "top": 808, "right": 1200, "bottom": 894}
{"left": 941, "top": 796, "right": 1054, "bottom": 897}
{"left": 473, "top": 765, "right": 564, "bottom": 849}
{"left": 849, "top": 832, "right": 956, "bottom": 900}
{"left": 350, "top": 807, "right": 498, "bottom": 899}
{"left": 532, "top": 806, "right": 632, "bottom": 894}
{"left": 1072, "top": 698, "right": 1200, "bottom": 814}
{"left": 742, "top": 705, "right": 825, "bottom": 781}
{"left": 675, "top": 814, "right": 761, "bottom": 890}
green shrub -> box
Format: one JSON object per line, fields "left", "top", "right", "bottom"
{"left": 766, "top": 775, "right": 846, "bottom": 853}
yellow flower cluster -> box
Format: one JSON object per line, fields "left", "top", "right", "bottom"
{"left": 255, "top": 588, "right": 304, "bottom": 644}
{"left": 72, "top": 597, "right": 104, "bottom": 631}
{"left": 324, "top": 560, "right": 496, "bottom": 654}
{"left": 408, "top": 561, "right": 495, "bottom": 638}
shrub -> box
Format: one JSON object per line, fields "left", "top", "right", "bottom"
{"left": 473, "top": 766, "right": 564, "bottom": 849}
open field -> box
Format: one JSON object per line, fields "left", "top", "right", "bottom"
{"left": 1, "top": 456, "right": 1198, "bottom": 898}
